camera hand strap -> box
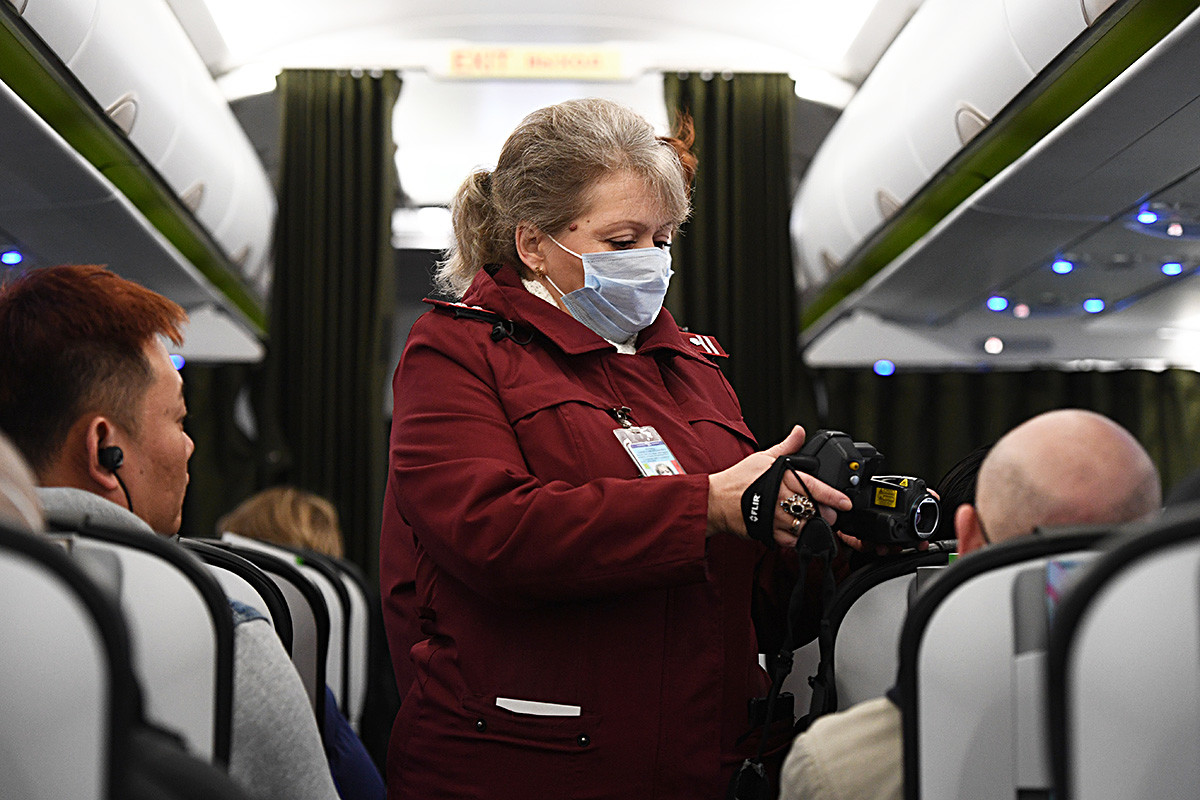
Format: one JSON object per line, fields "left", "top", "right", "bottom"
{"left": 729, "top": 463, "right": 839, "bottom": 800}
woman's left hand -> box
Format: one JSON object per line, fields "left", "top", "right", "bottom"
{"left": 773, "top": 467, "right": 849, "bottom": 549}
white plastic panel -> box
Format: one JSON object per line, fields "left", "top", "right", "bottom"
{"left": 1069, "top": 542, "right": 1200, "bottom": 800}
{"left": 903, "top": 0, "right": 1034, "bottom": 177}
{"left": 17, "top": 0, "right": 99, "bottom": 65}
{"left": 1005, "top": 0, "right": 1087, "bottom": 74}
{"left": 222, "top": 533, "right": 323, "bottom": 713}
{"left": 296, "top": 562, "right": 346, "bottom": 710}
{"left": 212, "top": 142, "right": 277, "bottom": 283}
{"left": 72, "top": 539, "right": 218, "bottom": 762}
{"left": 792, "top": 148, "right": 862, "bottom": 290}
{"left": 157, "top": 77, "right": 241, "bottom": 230}
{"left": 336, "top": 569, "right": 370, "bottom": 731}
{"left": 206, "top": 562, "right": 274, "bottom": 629}
{"left": 780, "top": 638, "right": 821, "bottom": 719}
{"left": 65, "top": 0, "right": 191, "bottom": 165}
{"left": 0, "top": 549, "right": 108, "bottom": 800}
{"left": 834, "top": 574, "right": 914, "bottom": 708}
{"left": 918, "top": 564, "right": 1021, "bottom": 800}
{"left": 1083, "top": 0, "right": 1121, "bottom": 26}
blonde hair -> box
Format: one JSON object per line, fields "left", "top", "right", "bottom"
{"left": 435, "top": 98, "right": 696, "bottom": 298}
{"left": 217, "top": 486, "right": 344, "bottom": 559}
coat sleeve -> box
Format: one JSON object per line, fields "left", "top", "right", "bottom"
{"left": 388, "top": 314, "right": 711, "bottom": 607}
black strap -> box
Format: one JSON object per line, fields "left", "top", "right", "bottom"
{"left": 729, "top": 472, "right": 839, "bottom": 800}
{"left": 436, "top": 302, "right": 532, "bottom": 345}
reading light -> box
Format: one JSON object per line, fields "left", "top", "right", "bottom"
{"left": 1013, "top": 303, "right": 1031, "bottom": 319}
{"left": 873, "top": 359, "right": 896, "bottom": 377}
{"left": 169, "top": 354, "right": 185, "bottom": 370}
{"left": 1051, "top": 259, "right": 1074, "bottom": 275}
{"left": 1083, "top": 298, "right": 1106, "bottom": 314}
{"left": 0, "top": 250, "right": 22, "bottom": 266}
{"left": 1138, "top": 210, "right": 1159, "bottom": 224}
{"left": 984, "top": 337, "right": 1004, "bottom": 355}
{"left": 1162, "top": 262, "right": 1184, "bottom": 276}
{"left": 987, "top": 296, "right": 1009, "bottom": 312}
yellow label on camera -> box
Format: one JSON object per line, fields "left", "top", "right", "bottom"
{"left": 874, "top": 487, "right": 899, "bottom": 509}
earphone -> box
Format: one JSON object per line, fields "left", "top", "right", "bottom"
{"left": 98, "top": 445, "right": 133, "bottom": 513}
{"left": 98, "top": 445, "right": 124, "bottom": 472}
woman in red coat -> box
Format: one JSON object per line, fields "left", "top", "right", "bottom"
{"left": 380, "top": 98, "right": 850, "bottom": 799}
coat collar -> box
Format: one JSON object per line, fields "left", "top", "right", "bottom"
{"left": 454, "top": 264, "right": 729, "bottom": 364}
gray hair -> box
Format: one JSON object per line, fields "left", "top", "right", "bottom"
{"left": 435, "top": 98, "right": 693, "bottom": 298}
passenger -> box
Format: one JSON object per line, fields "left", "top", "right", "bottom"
{"left": 0, "top": 264, "right": 340, "bottom": 800}
{"left": 778, "top": 408, "right": 1161, "bottom": 800}
{"left": 219, "top": 485, "right": 344, "bottom": 557}
{"left": 380, "top": 97, "right": 852, "bottom": 798}
{"left": 218, "top": 486, "right": 385, "bottom": 800}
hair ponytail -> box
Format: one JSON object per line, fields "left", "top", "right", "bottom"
{"left": 435, "top": 169, "right": 503, "bottom": 298}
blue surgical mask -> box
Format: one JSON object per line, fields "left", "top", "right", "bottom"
{"left": 543, "top": 234, "right": 674, "bottom": 342}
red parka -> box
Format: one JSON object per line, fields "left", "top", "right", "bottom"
{"left": 380, "top": 264, "right": 798, "bottom": 799}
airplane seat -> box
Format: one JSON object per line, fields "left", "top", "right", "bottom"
{"left": 323, "top": 552, "right": 372, "bottom": 731}
{"left": 1047, "top": 506, "right": 1200, "bottom": 800}
{"left": 55, "top": 520, "right": 235, "bottom": 766}
{"left": 796, "top": 549, "right": 951, "bottom": 727}
{"left": 182, "top": 538, "right": 294, "bottom": 654}
{"left": 272, "top": 545, "right": 353, "bottom": 715}
{"left": 897, "top": 528, "right": 1109, "bottom": 800}
{"left": 0, "top": 521, "right": 134, "bottom": 800}
{"left": 211, "top": 532, "right": 331, "bottom": 730}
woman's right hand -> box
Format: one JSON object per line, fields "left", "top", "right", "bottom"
{"left": 706, "top": 425, "right": 852, "bottom": 548}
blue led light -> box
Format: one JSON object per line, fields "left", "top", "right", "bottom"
{"left": 169, "top": 354, "right": 185, "bottom": 370}
{"left": 1051, "top": 259, "right": 1074, "bottom": 275}
{"left": 986, "top": 296, "right": 1009, "bottom": 312}
{"left": 873, "top": 359, "right": 896, "bottom": 377}
{"left": 1137, "top": 210, "right": 1159, "bottom": 225}
{"left": 1162, "top": 262, "right": 1184, "bottom": 276}
{"left": 0, "top": 250, "right": 22, "bottom": 266}
{"left": 1083, "top": 298, "right": 1106, "bottom": 314}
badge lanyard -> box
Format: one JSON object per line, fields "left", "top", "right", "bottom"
{"left": 608, "top": 406, "right": 685, "bottom": 476}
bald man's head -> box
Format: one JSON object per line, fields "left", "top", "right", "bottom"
{"left": 970, "top": 409, "right": 1160, "bottom": 546}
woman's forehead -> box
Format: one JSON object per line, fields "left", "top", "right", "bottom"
{"left": 577, "top": 171, "right": 673, "bottom": 229}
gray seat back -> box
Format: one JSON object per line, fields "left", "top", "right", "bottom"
{"left": 0, "top": 525, "right": 135, "bottom": 800}
{"left": 898, "top": 529, "right": 1108, "bottom": 800}
{"left": 220, "top": 533, "right": 329, "bottom": 725}
{"left": 68, "top": 525, "right": 233, "bottom": 765}
{"left": 1048, "top": 509, "right": 1200, "bottom": 800}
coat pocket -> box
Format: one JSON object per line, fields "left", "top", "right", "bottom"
{"left": 461, "top": 693, "right": 603, "bottom": 754}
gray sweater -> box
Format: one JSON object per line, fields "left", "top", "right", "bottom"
{"left": 38, "top": 487, "right": 339, "bottom": 800}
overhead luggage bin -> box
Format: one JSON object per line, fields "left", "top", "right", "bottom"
{"left": 796, "top": 0, "right": 1200, "bottom": 371}
{"left": 1, "top": 0, "right": 272, "bottom": 358}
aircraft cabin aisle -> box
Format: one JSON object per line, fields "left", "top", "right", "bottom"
{"left": 1, "top": 0, "right": 1200, "bottom": 798}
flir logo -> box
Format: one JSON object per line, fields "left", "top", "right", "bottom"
{"left": 748, "top": 493, "right": 761, "bottom": 523}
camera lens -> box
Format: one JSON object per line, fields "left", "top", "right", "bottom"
{"left": 912, "top": 496, "right": 940, "bottom": 539}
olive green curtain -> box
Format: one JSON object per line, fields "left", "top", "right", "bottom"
{"left": 267, "top": 69, "right": 401, "bottom": 578}
{"left": 794, "top": 367, "right": 1200, "bottom": 500}
{"left": 181, "top": 363, "right": 280, "bottom": 540}
{"left": 664, "top": 73, "right": 799, "bottom": 443}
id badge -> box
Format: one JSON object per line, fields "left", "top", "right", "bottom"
{"left": 613, "top": 426, "right": 685, "bottom": 476}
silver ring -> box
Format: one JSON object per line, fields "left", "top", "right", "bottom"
{"left": 780, "top": 494, "right": 817, "bottom": 520}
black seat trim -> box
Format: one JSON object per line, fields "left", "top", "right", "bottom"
{"left": 182, "top": 538, "right": 294, "bottom": 654}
